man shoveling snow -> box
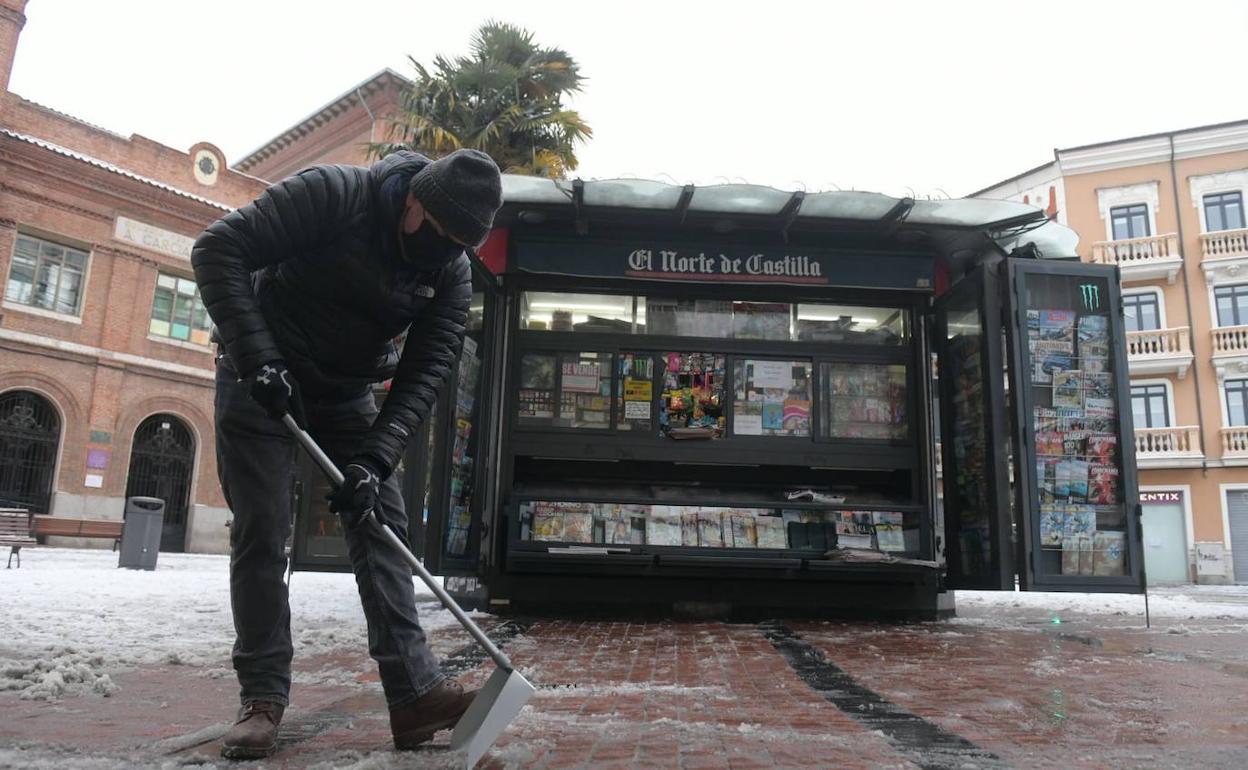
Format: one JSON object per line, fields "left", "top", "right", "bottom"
{"left": 191, "top": 148, "right": 502, "bottom": 760}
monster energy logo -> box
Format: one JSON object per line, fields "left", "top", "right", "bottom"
{"left": 1079, "top": 283, "right": 1101, "bottom": 311}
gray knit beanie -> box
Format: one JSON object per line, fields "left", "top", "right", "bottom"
{"left": 408, "top": 149, "right": 503, "bottom": 247}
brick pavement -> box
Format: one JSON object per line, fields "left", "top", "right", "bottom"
{"left": 2, "top": 607, "right": 1246, "bottom": 769}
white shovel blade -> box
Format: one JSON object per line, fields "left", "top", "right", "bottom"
{"left": 450, "top": 667, "right": 536, "bottom": 769}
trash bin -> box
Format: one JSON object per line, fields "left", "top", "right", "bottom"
{"left": 118, "top": 496, "right": 164, "bottom": 570}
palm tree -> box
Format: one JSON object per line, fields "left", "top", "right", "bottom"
{"left": 371, "top": 22, "right": 592, "bottom": 178}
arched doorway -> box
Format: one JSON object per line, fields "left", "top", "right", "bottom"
{"left": 0, "top": 390, "right": 61, "bottom": 514}
{"left": 125, "top": 414, "right": 195, "bottom": 552}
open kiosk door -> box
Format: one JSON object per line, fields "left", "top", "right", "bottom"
{"left": 1004, "top": 259, "right": 1144, "bottom": 593}
{"left": 423, "top": 252, "right": 504, "bottom": 583}
{"left": 935, "top": 262, "right": 1017, "bottom": 590}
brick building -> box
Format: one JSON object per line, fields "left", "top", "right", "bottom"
{"left": 975, "top": 121, "right": 1248, "bottom": 584}
{"left": 0, "top": 0, "right": 267, "bottom": 552}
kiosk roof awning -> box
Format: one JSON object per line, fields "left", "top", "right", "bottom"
{"left": 498, "top": 176, "right": 1078, "bottom": 260}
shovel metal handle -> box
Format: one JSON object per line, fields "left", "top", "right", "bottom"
{"left": 281, "top": 413, "right": 514, "bottom": 673}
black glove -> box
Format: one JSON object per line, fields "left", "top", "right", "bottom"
{"left": 328, "top": 459, "right": 384, "bottom": 529}
{"left": 248, "top": 359, "right": 307, "bottom": 428}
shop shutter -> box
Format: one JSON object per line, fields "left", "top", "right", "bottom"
{"left": 1229, "top": 490, "right": 1248, "bottom": 585}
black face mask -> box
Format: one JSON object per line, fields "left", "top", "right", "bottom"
{"left": 401, "top": 223, "right": 463, "bottom": 271}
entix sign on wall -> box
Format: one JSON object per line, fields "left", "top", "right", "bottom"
{"left": 512, "top": 239, "right": 935, "bottom": 290}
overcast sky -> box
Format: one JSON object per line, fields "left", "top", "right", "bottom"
{"left": 9, "top": 1, "right": 1248, "bottom": 197}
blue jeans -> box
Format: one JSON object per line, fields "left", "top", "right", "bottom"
{"left": 214, "top": 359, "right": 444, "bottom": 709}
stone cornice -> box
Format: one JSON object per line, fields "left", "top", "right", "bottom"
{"left": 0, "top": 179, "right": 113, "bottom": 223}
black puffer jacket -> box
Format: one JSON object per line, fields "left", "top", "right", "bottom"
{"left": 191, "top": 151, "right": 472, "bottom": 474}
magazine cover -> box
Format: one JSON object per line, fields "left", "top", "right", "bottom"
{"left": 533, "top": 506, "right": 565, "bottom": 542}
{"left": 562, "top": 511, "right": 594, "bottom": 544}
{"left": 1041, "top": 505, "right": 1065, "bottom": 546}
{"left": 782, "top": 400, "right": 811, "bottom": 434}
{"left": 646, "top": 513, "right": 683, "bottom": 546}
{"left": 681, "top": 512, "right": 700, "bottom": 546}
{"left": 1093, "top": 530, "right": 1126, "bottom": 576}
{"left": 1083, "top": 372, "right": 1113, "bottom": 402}
{"left": 1063, "top": 432, "right": 1087, "bottom": 459}
{"left": 1088, "top": 465, "right": 1120, "bottom": 505}
{"left": 755, "top": 515, "right": 787, "bottom": 549}
{"left": 1061, "top": 536, "right": 1082, "bottom": 574}
{"left": 1053, "top": 370, "right": 1083, "bottom": 408}
{"left": 730, "top": 514, "right": 758, "bottom": 548}
{"left": 1036, "top": 431, "right": 1064, "bottom": 457}
{"left": 1067, "top": 459, "right": 1091, "bottom": 502}
{"left": 1040, "top": 310, "right": 1077, "bottom": 341}
{"left": 1079, "top": 533, "right": 1095, "bottom": 576}
{"left": 1037, "top": 462, "right": 1057, "bottom": 504}
{"left": 1054, "top": 460, "right": 1073, "bottom": 499}
{"left": 697, "top": 509, "right": 724, "bottom": 547}
{"left": 761, "top": 401, "right": 784, "bottom": 431}
{"left": 1063, "top": 505, "right": 1096, "bottom": 539}
{"left": 873, "top": 511, "right": 905, "bottom": 552}
{"left": 1087, "top": 434, "right": 1118, "bottom": 464}
{"left": 1034, "top": 407, "right": 1060, "bottom": 433}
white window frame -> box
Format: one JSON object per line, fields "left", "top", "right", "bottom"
{"left": 1097, "top": 182, "right": 1161, "bottom": 242}
{"left": 1130, "top": 378, "right": 1176, "bottom": 429}
{"left": 1209, "top": 281, "right": 1248, "bottom": 331}
{"left": 1221, "top": 376, "right": 1248, "bottom": 428}
{"left": 3, "top": 228, "right": 93, "bottom": 323}
{"left": 1121, "top": 287, "right": 1167, "bottom": 331}
{"left": 1189, "top": 169, "right": 1248, "bottom": 234}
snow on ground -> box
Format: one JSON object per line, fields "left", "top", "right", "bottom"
{"left": 955, "top": 584, "right": 1248, "bottom": 620}
{"left": 0, "top": 548, "right": 449, "bottom": 701}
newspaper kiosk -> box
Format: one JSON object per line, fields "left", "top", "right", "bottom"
{"left": 293, "top": 178, "right": 1144, "bottom": 618}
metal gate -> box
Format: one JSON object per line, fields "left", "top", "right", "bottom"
{"left": 125, "top": 414, "right": 195, "bottom": 552}
{"left": 1229, "top": 488, "right": 1248, "bottom": 585}
{"left": 0, "top": 390, "right": 61, "bottom": 513}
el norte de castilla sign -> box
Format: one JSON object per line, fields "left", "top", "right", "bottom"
{"left": 512, "top": 239, "right": 933, "bottom": 290}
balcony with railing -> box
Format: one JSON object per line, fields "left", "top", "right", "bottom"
{"left": 1200, "top": 228, "right": 1248, "bottom": 260}
{"left": 1200, "top": 228, "right": 1248, "bottom": 288}
{"left": 1222, "top": 426, "right": 1248, "bottom": 461}
{"left": 1211, "top": 324, "right": 1248, "bottom": 381}
{"left": 1090, "top": 233, "right": 1183, "bottom": 283}
{"left": 1126, "top": 326, "right": 1192, "bottom": 378}
{"left": 1134, "top": 425, "right": 1204, "bottom": 469}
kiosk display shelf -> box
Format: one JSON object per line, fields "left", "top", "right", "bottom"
{"left": 1008, "top": 262, "right": 1141, "bottom": 590}
{"left": 515, "top": 499, "right": 919, "bottom": 555}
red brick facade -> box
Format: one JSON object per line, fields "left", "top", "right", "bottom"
{"left": 0, "top": 1, "right": 409, "bottom": 552}
{"left": 0, "top": 0, "right": 269, "bottom": 551}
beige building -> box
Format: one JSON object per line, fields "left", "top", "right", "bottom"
{"left": 976, "top": 120, "right": 1248, "bottom": 585}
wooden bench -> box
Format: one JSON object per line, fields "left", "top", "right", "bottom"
{"left": 31, "top": 515, "right": 124, "bottom": 551}
{"left": 1, "top": 508, "right": 35, "bottom": 568}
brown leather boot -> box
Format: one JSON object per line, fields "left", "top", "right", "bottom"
{"left": 390, "top": 679, "right": 478, "bottom": 750}
{"left": 220, "top": 700, "right": 285, "bottom": 760}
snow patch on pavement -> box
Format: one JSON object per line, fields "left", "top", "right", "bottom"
{"left": 955, "top": 586, "right": 1248, "bottom": 620}
{"left": 0, "top": 548, "right": 448, "bottom": 700}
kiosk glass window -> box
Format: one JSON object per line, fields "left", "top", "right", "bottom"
{"left": 732, "top": 359, "right": 812, "bottom": 437}
{"left": 557, "top": 352, "right": 612, "bottom": 429}
{"left": 616, "top": 353, "right": 655, "bottom": 432}
{"left": 796, "top": 304, "right": 909, "bottom": 344}
{"left": 660, "top": 352, "right": 726, "bottom": 438}
{"left": 1021, "top": 273, "right": 1128, "bottom": 579}
{"left": 521, "top": 292, "right": 637, "bottom": 332}
{"left": 517, "top": 353, "right": 557, "bottom": 425}
{"left": 820, "top": 363, "right": 908, "bottom": 439}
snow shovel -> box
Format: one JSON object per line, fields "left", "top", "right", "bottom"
{"left": 282, "top": 413, "right": 534, "bottom": 769}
